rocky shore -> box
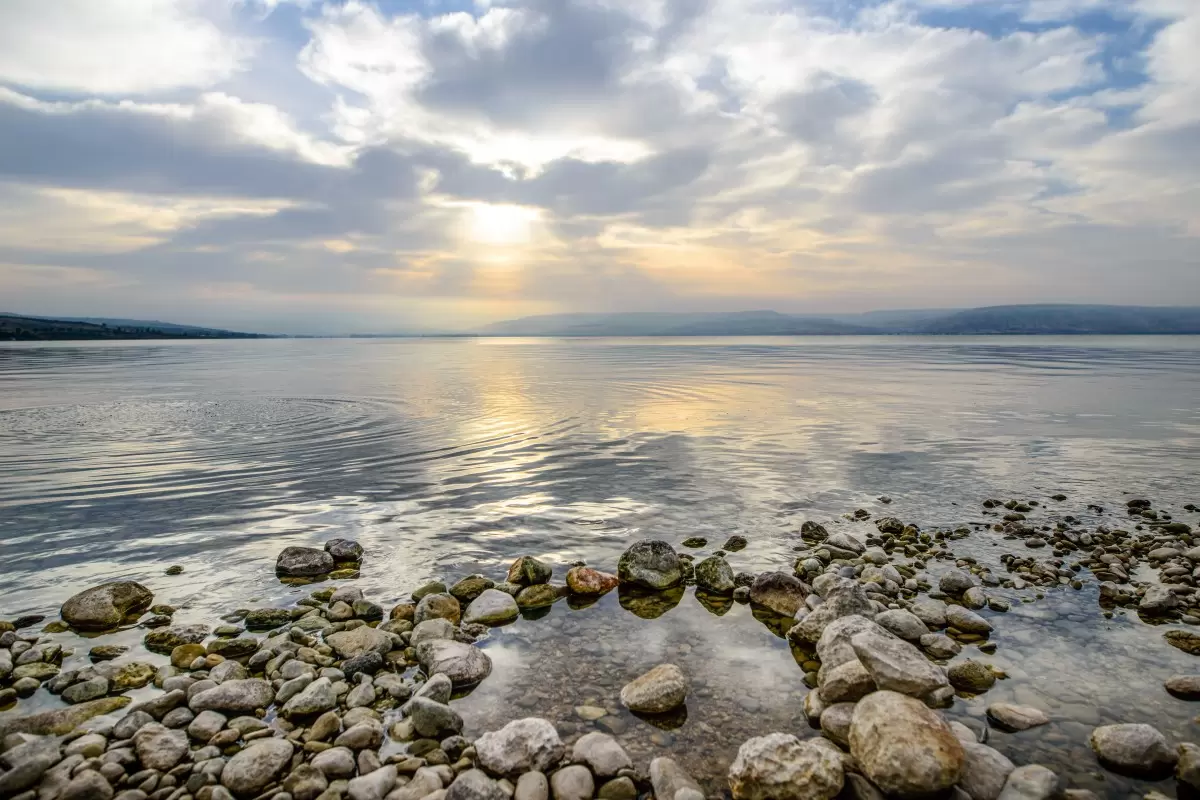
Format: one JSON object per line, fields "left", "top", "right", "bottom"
{"left": 2, "top": 497, "right": 1199, "bottom": 800}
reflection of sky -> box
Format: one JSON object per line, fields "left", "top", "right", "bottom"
{"left": 1, "top": 337, "right": 1199, "bottom": 792}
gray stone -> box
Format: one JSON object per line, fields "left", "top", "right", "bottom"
{"left": 283, "top": 763, "right": 329, "bottom": 800}
{"left": 874, "top": 610, "right": 928, "bottom": 641}
{"left": 311, "top": 746, "right": 357, "bottom": 779}
{"left": 475, "top": 717, "right": 564, "bottom": 775}
{"left": 1088, "top": 723, "right": 1176, "bottom": 777}
{"left": 617, "top": 540, "right": 683, "bottom": 590}
{"left": 788, "top": 580, "right": 875, "bottom": 644}
{"left": 815, "top": 615, "right": 882, "bottom": 670}
{"left": 571, "top": 732, "right": 632, "bottom": 777}
{"left": 187, "top": 710, "right": 227, "bottom": 742}
{"left": 412, "top": 618, "right": 458, "bottom": 646}
{"left": 189, "top": 679, "right": 274, "bottom": 713}
{"left": 649, "top": 757, "right": 703, "bottom": 800}
{"left": 416, "top": 640, "right": 493, "bottom": 688}
{"left": 326, "top": 626, "right": 393, "bottom": 659}
{"left": 60, "top": 581, "right": 153, "bottom": 631}
{"left": 550, "top": 765, "right": 594, "bottom": 800}
{"left": 619, "top": 663, "right": 687, "bottom": 713}
{"left": 919, "top": 633, "right": 961, "bottom": 659}
{"left": 415, "top": 593, "right": 463, "bottom": 625}
{"left": 463, "top": 589, "right": 520, "bottom": 626}
{"left": 750, "top": 572, "right": 809, "bottom": 616}
{"left": 819, "top": 703, "right": 855, "bottom": 747}
{"left": 515, "top": 771, "right": 550, "bottom": 800}
{"left": 0, "top": 736, "right": 61, "bottom": 794}
{"left": 986, "top": 704, "right": 1049, "bottom": 732}
{"left": 910, "top": 599, "right": 948, "bottom": 629}
{"left": 819, "top": 659, "right": 876, "bottom": 704}
{"left": 347, "top": 765, "right": 397, "bottom": 800}
{"left": 326, "top": 538, "right": 364, "bottom": 562}
{"left": 939, "top": 570, "right": 976, "bottom": 596}
{"left": 447, "top": 768, "right": 507, "bottom": 800}
{"left": 945, "top": 606, "right": 992, "bottom": 634}
{"left": 276, "top": 546, "right": 334, "bottom": 576}
{"left": 850, "top": 628, "right": 949, "bottom": 700}
{"left": 62, "top": 677, "right": 109, "bottom": 704}
{"left": 283, "top": 677, "right": 337, "bottom": 717}
{"left": 728, "top": 733, "right": 844, "bottom": 800}
{"left": 335, "top": 721, "right": 384, "bottom": 750}
{"left": 849, "top": 691, "right": 965, "bottom": 797}
{"left": 407, "top": 697, "right": 464, "bottom": 738}
{"left": 133, "top": 723, "right": 187, "bottom": 771}
{"left": 996, "top": 765, "right": 1058, "bottom": 800}
{"left": 959, "top": 743, "right": 1015, "bottom": 800}
{"left": 221, "top": 737, "right": 295, "bottom": 797}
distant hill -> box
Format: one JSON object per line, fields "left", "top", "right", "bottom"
{"left": 0, "top": 314, "right": 268, "bottom": 341}
{"left": 480, "top": 305, "right": 1200, "bottom": 337}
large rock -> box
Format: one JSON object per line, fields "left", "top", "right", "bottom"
{"left": 1178, "top": 743, "right": 1200, "bottom": 790}
{"left": 946, "top": 606, "right": 992, "bottom": 634}
{"left": 415, "top": 593, "right": 462, "bottom": 625}
{"left": 816, "top": 615, "right": 882, "bottom": 670}
{"left": 144, "top": 624, "right": 209, "bottom": 654}
{"left": 407, "top": 697, "right": 463, "bottom": 738}
{"left": 566, "top": 567, "right": 619, "bottom": 596}
{"left": 325, "top": 538, "right": 363, "bottom": 562}
{"left": 282, "top": 677, "right": 337, "bottom": 717}
{"left": 326, "top": 626, "right": 393, "bottom": 659}
{"left": 0, "top": 696, "right": 130, "bottom": 738}
{"left": 694, "top": 556, "right": 736, "bottom": 594}
{"left": 650, "top": 757, "right": 703, "bottom": 800}
{"left": 910, "top": 599, "right": 948, "bottom": 629}
{"left": 996, "top": 765, "right": 1057, "bottom": 800}
{"left": 464, "top": 589, "right": 520, "bottom": 625}
{"left": 985, "top": 704, "right": 1049, "bottom": 732}
{"left": 507, "top": 556, "right": 553, "bottom": 586}
{"left": 572, "top": 732, "right": 632, "bottom": 778}
{"left": 60, "top": 581, "right": 153, "bottom": 630}
{"left": 728, "top": 733, "right": 844, "bottom": 800}
{"left": 850, "top": 628, "right": 949, "bottom": 700}
{"left": 0, "top": 737, "right": 61, "bottom": 795}
{"left": 134, "top": 723, "right": 188, "bottom": 771}
{"left": 1088, "top": 723, "right": 1176, "bottom": 777}
{"left": 750, "top": 572, "right": 809, "bottom": 616}
{"left": 818, "top": 659, "right": 876, "bottom": 704}
{"left": 789, "top": 580, "right": 874, "bottom": 644}
{"left": 450, "top": 575, "right": 495, "bottom": 604}
{"left": 620, "top": 663, "right": 687, "bottom": 714}
{"left": 448, "top": 768, "right": 507, "bottom": 800}
{"left": 959, "top": 743, "right": 1015, "bottom": 800}
{"left": 874, "top": 609, "right": 929, "bottom": 641}
{"left": 416, "top": 639, "right": 493, "bottom": 687}
{"left": 276, "top": 546, "right": 334, "bottom": 576}
{"left": 849, "top": 691, "right": 965, "bottom": 797}
{"left": 939, "top": 570, "right": 977, "bottom": 596}
{"left": 475, "top": 717, "right": 564, "bottom": 775}
{"left": 618, "top": 540, "right": 684, "bottom": 590}
{"left": 189, "top": 679, "right": 274, "bottom": 713}
{"left": 222, "top": 738, "right": 295, "bottom": 797}
{"left": 1165, "top": 675, "right": 1200, "bottom": 700}
{"left": 1166, "top": 629, "right": 1200, "bottom": 655}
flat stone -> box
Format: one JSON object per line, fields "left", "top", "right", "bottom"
{"left": 0, "top": 696, "right": 130, "bottom": 738}
{"left": 416, "top": 639, "right": 492, "bottom": 688}
{"left": 134, "top": 723, "right": 188, "bottom": 771}
{"left": 620, "top": 663, "right": 687, "bottom": 713}
{"left": 326, "top": 626, "right": 393, "bottom": 659}
{"left": 986, "top": 704, "right": 1049, "bottom": 732}
{"left": 1165, "top": 675, "right": 1200, "bottom": 700}
{"left": 415, "top": 593, "right": 462, "bottom": 626}
{"left": 997, "top": 765, "right": 1058, "bottom": 800}
{"left": 189, "top": 679, "right": 274, "bottom": 713}
{"left": 959, "top": 743, "right": 1015, "bottom": 800}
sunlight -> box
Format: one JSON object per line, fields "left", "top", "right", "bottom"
{"left": 466, "top": 203, "right": 540, "bottom": 245}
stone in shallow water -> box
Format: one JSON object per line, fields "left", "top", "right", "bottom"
{"left": 325, "top": 538, "right": 363, "bottom": 562}
{"left": 1088, "top": 723, "right": 1177, "bottom": 778}
{"left": 849, "top": 691, "right": 964, "bottom": 798}
{"left": 946, "top": 605, "right": 992, "bottom": 634}
{"left": 475, "top": 718, "right": 564, "bottom": 775}
{"left": 565, "top": 567, "right": 619, "bottom": 596}
{"left": 188, "top": 678, "right": 274, "bottom": 713}
{"left": 947, "top": 660, "right": 996, "bottom": 694}
{"left": 144, "top": 624, "right": 209, "bottom": 654}
{"left": 326, "top": 625, "right": 393, "bottom": 659}
{"left": 850, "top": 628, "right": 949, "bottom": 701}
{"left": 1165, "top": 629, "right": 1200, "bottom": 655}
{"left": 650, "top": 757, "right": 703, "bottom": 800}
{"left": 60, "top": 581, "right": 153, "bottom": 631}
{"left": 0, "top": 696, "right": 130, "bottom": 738}
{"left": 694, "top": 555, "right": 735, "bottom": 594}
{"left": 728, "top": 733, "right": 844, "bottom": 800}
{"left": 996, "top": 765, "right": 1058, "bottom": 800}
{"left": 416, "top": 639, "right": 492, "bottom": 688}
{"left": 749, "top": 571, "right": 809, "bottom": 616}
{"left": 959, "top": 742, "right": 1014, "bottom": 800}
{"left": 276, "top": 545, "right": 334, "bottom": 576}
{"left": 507, "top": 556, "right": 553, "bottom": 586}
{"left": 874, "top": 609, "right": 928, "bottom": 641}
{"left": 572, "top": 732, "right": 632, "bottom": 778}
{"left": 1167, "top": 675, "right": 1200, "bottom": 699}
{"left": 789, "top": 581, "right": 875, "bottom": 645}
{"left": 550, "top": 765, "right": 594, "bottom": 800}
{"left": 620, "top": 663, "right": 688, "bottom": 714}
{"left": 415, "top": 593, "right": 462, "bottom": 625}
{"left": 618, "top": 540, "right": 684, "bottom": 590}
{"left": 450, "top": 575, "right": 495, "bottom": 604}
{"left": 985, "top": 703, "right": 1049, "bottom": 732}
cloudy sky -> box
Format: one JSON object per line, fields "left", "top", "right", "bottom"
{"left": 1, "top": 0, "right": 1197, "bottom": 333}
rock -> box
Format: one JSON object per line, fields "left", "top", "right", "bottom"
{"left": 725, "top": 535, "right": 749, "bottom": 550}
{"left": 618, "top": 540, "right": 684, "bottom": 590}
{"left": 0, "top": 696, "right": 130, "bottom": 738}
{"left": 325, "top": 538, "right": 364, "bottom": 562}
{"left": 996, "top": 765, "right": 1057, "bottom": 800}
{"left": 1140, "top": 585, "right": 1178, "bottom": 615}
{"left": 850, "top": 628, "right": 949, "bottom": 700}
{"left": 475, "top": 717, "right": 564, "bottom": 775}
{"left": 1165, "top": 629, "right": 1200, "bottom": 655}
{"left": 448, "top": 768, "right": 507, "bottom": 800}
{"left": 826, "top": 532, "right": 865, "bottom": 556}
{"left": 187, "top": 709, "right": 226, "bottom": 741}
{"left": 415, "top": 593, "right": 463, "bottom": 625}
{"left": 750, "top": 572, "right": 809, "bottom": 616}
{"left": 620, "top": 663, "right": 687, "bottom": 713}
{"left": 919, "top": 633, "right": 961, "bottom": 659}
{"left": 412, "top": 618, "right": 457, "bottom": 645}
{"left": 789, "top": 581, "right": 874, "bottom": 644}
{"left": 948, "top": 660, "right": 996, "bottom": 694}
{"left": 134, "top": 723, "right": 188, "bottom": 770}
{"left": 550, "top": 765, "right": 594, "bottom": 800}
{"left": 849, "top": 691, "right": 965, "bottom": 797}
{"left": 61, "top": 769, "right": 114, "bottom": 800}
{"left": 1088, "top": 723, "right": 1176, "bottom": 777}
{"left": 565, "top": 567, "right": 619, "bottom": 596}
{"left": 408, "top": 697, "right": 464, "bottom": 738}
{"left": 326, "top": 626, "right": 393, "bottom": 659}
{"left": 508, "top": 556, "right": 553, "bottom": 586}
{"left": 816, "top": 615, "right": 882, "bottom": 670}
{"left": 276, "top": 546, "right": 334, "bottom": 576}
{"left": 516, "top": 584, "right": 565, "bottom": 609}
{"left": 283, "top": 764, "right": 329, "bottom": 800}
{"left": 171, "top": 643, "right": 207, "bottom": 669}
{"left": 875, "top": 517, "right": 904, "bottom": 535}
{"left": 515, "top": 771, "right": 550, "bottom": 800}
{"left": 598, "top": 777, "right": 638, "bottom": 800}
{"left": 62, "top": 677, "right": 109, "bottom": 704}
{"left": 910, "top": 599, "right": 947, "bottom": 629}
{"left": 694, "top": 556, "right": 736, "bottom": 594}
{"left": 985, "top": 704, "right": 1049, "bottom": 732}
{"left": 311, "top": 746, "right": 357, "bottom": 779}
{"left": 189, "top": 679, "right": 274, "bottom": 713}
{"left": 221, "top": 738, "right": 295, "bottom": 797}
{"left": 342, "top": 651, "right": 384, "bottom": 681}
{"left": 283, "top": 677, "right": 337, "bottom": 717}
{"left": 60, "top": 581, "right": 153, "bottom": 630}
{"left": 416, "top": 640, "right": 493, "bottom": 688}
{"left": 450, "top": 575, "right": 495, "bottom": 604}
{"left": 0, "top": 736, "right": 61, "bottom": 794}
{"left": 875, "top": 609, "right": 928, "bottom": 641}
{"left": 939, "top": 570, "right": 976, "bottom": 596}
{"left": 207, "top": 637, "right": 259, "bottom": 659}
{"left": 819, "top": 703, "right": 855, "bottom": 747}
{"left": 959, "top": 743, "right": 1014, "bottom": 800}
{"left": 649, "top": 757, "right": 703, "bottom": 800}
{"left": 1166, "top": 675, "right": 1200, "bottom": 699}
{"left": 348, "top": 765, "right": 397, "bottom": 800}
{"left": 88, "top": 644, "right": 128, "bottom": 662}
{"left": 728, "top": 733, "right": 844, "bottom": 800}
{"left": 1178, "top": 743, "right": 1200, "bottom": 790}
{"left": 946, "top": 606, "right": 992, "bottom": 634}
{"left": 143, "top": 624, "right": 209, "bottom": 654}
{"left": 572, "top": 732, "right": 632, "bottom": 777}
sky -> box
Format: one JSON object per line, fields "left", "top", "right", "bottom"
{"left": 0, "top": 0, "right": 1197, "bottom": 334}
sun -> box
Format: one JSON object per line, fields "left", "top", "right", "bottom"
{"left": 466, "top": 203, "right": 540, "bottom": 245}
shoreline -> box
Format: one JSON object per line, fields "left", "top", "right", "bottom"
{"left": 2, "top": 496, "right": 1200, "bottom": 799}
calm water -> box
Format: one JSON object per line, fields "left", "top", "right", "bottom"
{"left": 2, "top": 336, "right": 1200, "bottom": 796}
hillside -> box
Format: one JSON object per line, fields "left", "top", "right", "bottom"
{"left": 0, "top": 314, "right": 267, "bottom": 341}
{"left": 480, "top": 310, "right": 874, "bottom": 336}
{"left": 914, "top": 305, "right": 1200, "bottom": 335}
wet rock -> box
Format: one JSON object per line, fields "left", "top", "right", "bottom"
{"left": 650, "top": 757, "right": 704, "bottom": 800}
{"left": 598, "top": 776, "right": 637, "bottom": 800}
{"left": 448, "top": 768, "right": 507, "bottom": 800}
{"left": 948, "top": 660, "right": 996, "bottom": 694}
{"left": 0, "top": 736, "right": 61, "bottom": 794}
{"left": 134, "top": 723, "right": 188, "bottom": 771}
{"left": 276, "top": 546, "right": 335, "bottom": 576}
{"left": 572, "top": 732, "right": 632, "bottom": 777}
{"left": 750, "top": 571, "right": 809, "bottom": 616}
{"left": 325, "top": 538, "right": 363, "bottom": 562}
{"left": 620, "top": 663, "right": 688, "bottom": 713}
{"left": 60, "top": 581, "right": 153, "bottom": 630}
{"left": 463, "top": 589, "right": 520, "bottom": 626}
{"left": 170, "top": 643, "right": 206, "bottom": 668}
{"left": 408, "top": 697, "right": 464, "bottom": 738}
{"left": 959, "top": 743, "right": 1014, "bottom": 800}
{"left": 618, "top": 540, "right": 684, "bottom": 590}
{"left": 415, "top": 593, "right": 463, "bottom": 626}
{"left": 816, "top": 615, "right": 883, "bottom": 670}
{"left": 187, "top": 709, "right": 226, "bottom": 742}
{"left": 945, "top": 606, "right": 992, "bottom": 635}
{"left": 283, "top": 763, "right": 329, "bottom": 800}
{"left": 996, "top": 765, "right": 1057, "bottom": 800}
{"left": 62, "top": 676, "right": 109, "bottom": 704}
{"left": 1177, "top": 743, "right": 1200, "bottom": 790}
{"left": 910, "top": 599, "right": 947, "bottom": 629}
{"left": 724, "top": 535, "right": 749, "bottom": 551}
{"left": 875, "top": 609, "right": 929, "bottom": 641}
{"left": 826, "top": 533, "right": 865, "bottom": 556}
{"left": 144, "top": 624, "right": 209, "bottom": 654}
{"left": 508, "top": 556, "right": 553, "bottom": 586}
{"left": 343, "top": 651, "right": 384, "bottom": 681}
{"left": 207, "top": 637, "right": 258, "bottom": 659}
{"left": 920, "top": 634, "right": 961, "bottom": 660}
{"left": 475, "top": 717, "right": 565, "bottom": 776}
{"left": 88, "top": 644, "right": 128, "bottom": 662}
{"left": 818, "top": 659, "right": 876, "bottom": 704}
{"left": 222, "top": 738, "right": 295, "bottom": 797}
{"left": 1165, "top": 675, "right": 1200, "bottom": 700}
{"left": 850, "top": 628, "right": 949, "bottom": 701}
{"left": 311, "top": 746, "right": 357, "bottom": 779}
{"left": 0, "top": 695, "right": 130, "bottom": 738}
{"left": 326, "top": 625, "right": 393, "bottom": 659}
{"left": 849, "top": 691, "right": 965, "bottom": 797}
{"left": 1088, "top": 723, "right": 1176, "bottom": 777}
{"left": 694, "top": 555, "right": 735, "bottom": 594}
{"left": 517, "top": 584, "right": 566, "bottom": 609}
{"left": 60, "top": 769, "right": 113, "bottom": 800}
{"left": 939, "top": 570, "right": 977, "bottom": 596}
{"left": 820, "top": 703, "right": 855, "bottom": 747}
{"left": 728, "top": 733, "right": 844, "bottom": 800}
{"left": 550, "top": 765, "right": 594, "bottom": 800}
{"left": 450, "top": 575, "right": 495, "bottom": 604}
{"left": 565, "top": 567, "right": 620, "bottom": 596}
{"left": 789, "top": 581, "right": 874, "bottom": 644}
{"left": 985, "top": 704, "right": 1049, "bottom": 732}
{"left": 189, "top": 678, "right": 274, "bottom": 713}
{"left": 412, "top": 617, "right": 457, "bottom": 646}
{"left": 283, "top": 677, "right": 337, "bottom": 717}
{"left": 243, "top": 608, "right": 291, "bottom": 629}
{"left": 417, "top": 639, "right": 493, "bottom": 687}
{"left": 1140, "top": 585, "right": 1179, "bottom": 615}
{"left": 1165, "top": 629, "right": 1200, "bottom": 655}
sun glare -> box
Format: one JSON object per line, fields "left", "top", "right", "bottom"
{"left": 466, "top": 203, "right": 540, "bottom": 245}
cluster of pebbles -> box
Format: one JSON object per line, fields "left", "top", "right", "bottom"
{"left": 2, "top": 497, "right": 1199, "bottom": 800}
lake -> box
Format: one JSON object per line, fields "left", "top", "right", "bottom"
{"left": 2, "top": 336, "right": 1199, "bottom": 795}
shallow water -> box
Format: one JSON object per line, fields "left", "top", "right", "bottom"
{"left": 2, "top": 336, "right": 1200, "bottom": 795}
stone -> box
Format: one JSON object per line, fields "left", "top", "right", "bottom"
{"left": 110, "top": 661, "right": 157, "bottom": 691}
{"left": 1165, "top": 629, "right": 1200, "bottom": 655}
{"left": 728, "top": 733, "right": 844, "bottom": 800}
{"left": 550, "top": 765, "right": 594, "bottom": 800}
{"left": 816, "top": 615, "right": 883, "bottom": 670}
{"left": 416, "top": 639, "right": 493, "bottom": 688}
{"left": 464, "top": 589, "right": 521, "bottom": 625}
{"left": 874, "top": 609, "right": 928, "bottom": 641}
{"left": 450, "top": 575, "right": 495, "bottom": 604}
{"left": 412, "top": 618, "right": 458, "bottom": 645}
{"left": 0, "top": 736, "right": 61, "bottom": 794}
{"left": 850, "top": 628, "right": 949, "bottom": 700}
{"left": 946, "top": 606, "right": 992, "bottom": 634}
{"left": 415, "top": 593, "right": 463, "bottom": 625}
{"left": 789, "top": 581, "right": 874, "bottom": 644}
{"left": 1177, "top": 743, "right": 1200, "bottom": 790}
{"left": 61, "top": 769, "right": 114, "bottom": 800}
{"left": 939, "top": 570, "right": 976, "bottom": 596}
{"left": 849, "top": 691, "right": 965, "bottom": 797}
{"left": 617, "top": 540, "right": 684, "bottom": 590}
{"left": 134, "top": 723, "right": 188, "bottom": 771}
{"left": 283, "top": 677, "right": 337, "bottom": 717}
{"left": 819, "top": 703, "right": 855, "bottom": 747}
{"left": 187, "top": 709, "right": 226, "bottom": 741}
{"left": 408, "top": 697, "right": 464, "bottom": 738}
{"left": 515, "top": 771, "right": 550, "bottom": 800}
{"left": 572, "top": 732, "right": 632, "bottom": 777}
{"left": 910, "top": 599, "right": 947, "bottom": 629}
{"left": 1088, "top": 723, "right": 1176, "bottom": 777}
{"left": 62, "top": 677, "right": 109, "bottom": 704}
{"left": 565, "top": 567, "right": 620, "bottom": 596}
{"left": 516, "top": 584, "right": 566, "bottom": 609}
{"left": 189, "top": 679, "right": 274, "bottom": 713}
{"left": 88, "top": 644, "right": 128, "bottom": 661}
{"left": 959, "top": 743, "right": 1015, "bottom": 800}
{"left": 60, "top": 581, "right": 153, "bottom": 630}
{"left": 326, "top": 626, "right": 393, "bottom": 659}
{"left": 447, "top": 768, "right": 507, "bottom": 800}
{"left": 750, "top": 572, "right": 808, "bottom": 616}
{"left": 996, "top": 765, "right": 1057, "bottom": 800}
{"left": 325, "top": 538, "right": 364, "bottom": 562}
{"left": 276, "top": 546, "right": 334, "bottom": 576}
{"left": 1166, "top": 675, "right": 1200, "bottom": 699}
{"left": 283, "top": 763, "right": 329, "bottom": 800}
{"left": 985, "top": 704, "right": 1049, "bottom": 732}
{"left": 919, "top": 633, "right": 961, "bottom": 660}
{"left": 143, "top": 624, "right": 208, "bottom": 654}
{"left": 598, "top": 777, "right": 637, "bottom": 800}
{"left": 694, "top": 556, "right": 736, "bottom": 594}
{"left": 348, "top": 765, "right": 397, "bottom": 800}
{"left": 649, "top": 757, "right": 703, "bottom": 800}
{"left": 619, "top": 663, "right": 687, "bottom": 713}
{"left": 209, "top": 659, "right": 248, "bottom": 683}
{"left": 948, "top": 660, "right": 996, "bottom": 694}
{"left": 244, "top": 608, "right": 291, "bottom": 629}
{"left": 508, "top": 556, "right": 553, "bottom": 586}
{"left": 311, "top": 746, "right": 357, "bottom": 779}
{"left": 221, "top": 738, "right": 295, "bottom": 797}
{"left": 171, "top": 643, "right": 207, "bottom": 669}
{"left": 206, "top": 637, "right": 259, "bottom": 659}
{"left": 475, "top": 717, "right": 565, "bottom": 775}
{"left": 819, "top": 659, "right": 876, "bottom": 704}
{"left": 335, "top": 720, "right": 384, "bottom": 749}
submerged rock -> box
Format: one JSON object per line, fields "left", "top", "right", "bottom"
{"left": 985, "top": 704, "right": 1049, "bottom": 732}
{"left": 1165, "top": 629, "right": 1200, "bottom": 655}
{"left": 60, "top": 581, "right": 153, "bottom": 630}
{"left": 1088, "top": 723, "right": 1176, "bottom": 777}
{"left": 0, "top": 696, "right": 130, "bottom": 738}
{"left": 650, "top": 757, "right": 704, "bottom": 800}
{"left": 620, "top": 663, "right": 688, "bottom": 714}
{"left": 728, "top": 733, "right": 844, "bottom": 800}
{"left": 618, "top": 540, "right": 684, "bottom": 590}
